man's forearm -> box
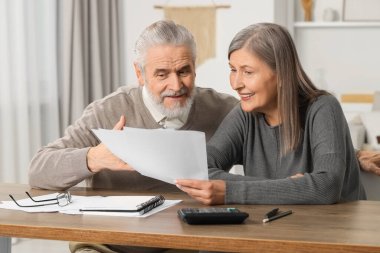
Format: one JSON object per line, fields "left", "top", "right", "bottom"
{"left": 29, "top": 147, "right": 92, "bottom": 190}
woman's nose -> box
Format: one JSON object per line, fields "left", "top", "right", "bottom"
{"left": 231, "top": 73, "right": 244, "bottom": 90}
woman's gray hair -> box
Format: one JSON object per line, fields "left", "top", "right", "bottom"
{"left": 134, "top": 20, "right": 196, "bottom": 69}
{"left": 228, "top": 23, "right": 327, "bottom": 155}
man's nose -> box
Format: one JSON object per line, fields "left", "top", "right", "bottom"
{"left": 168, "top": 74, "right": 182, "bottom": 91}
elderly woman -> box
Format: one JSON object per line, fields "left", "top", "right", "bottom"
{"left": 176, "top": 23, "right": 366, "bottom": 204}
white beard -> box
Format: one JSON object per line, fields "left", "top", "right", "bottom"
{"left": 145, "top": 84, "right": 195, "bottom": 119}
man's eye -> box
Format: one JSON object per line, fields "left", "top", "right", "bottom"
{"left": 244, "top": 71, "right": 253, "bottom": 75}
{"left": 230, "top": 68, "right": 237, "bottom": 73}
{"left": 178, "top": 70, "right": 190, "bottom": 77}
{"left": 156, "top": 73, "right": 167, "bottom": 79}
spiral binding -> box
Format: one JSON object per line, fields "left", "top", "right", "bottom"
{"left": 136, "top": 195, "right": 165, "bottom": 215}
{"left": 79, "top": 195, "right": 166, "bottom": 215}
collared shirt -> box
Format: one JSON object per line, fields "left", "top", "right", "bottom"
{"left": 142, "top": 86, "right": 189, "bottom": 129}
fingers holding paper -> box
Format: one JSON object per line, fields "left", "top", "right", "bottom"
{"left": 87, "top": 143, "right": 133, "bottom": 173}
{"left": 175, "top": 179, "right": 226, "bottom": 205}
{"left": 87, "top": 115, "right": 133, "bottom": 173}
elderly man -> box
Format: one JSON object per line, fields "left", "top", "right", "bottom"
{"left": 29, "top": 20, "right": 237, "bottom": 191}
{"left": 28, "top": 20, "right": 237, "bottom": 253}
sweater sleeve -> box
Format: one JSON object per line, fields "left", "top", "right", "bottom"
{"left": 28, "top": 101, "right": 112, "bottom": 190}
{"left": 207, "top": 106, "right": 267, "bottom": 182}
{"left": 225, "top": 154, "right": 346, "bottom": 204}
{"left": 209, "top": 96, "right": 356, "bottom": 204}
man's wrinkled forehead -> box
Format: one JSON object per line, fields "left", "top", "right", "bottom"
{"left": 146, "top": 59, "right": 194, "bottom": 72}
{"left": 143, "top": 45, "right": 194, "bottom": 70}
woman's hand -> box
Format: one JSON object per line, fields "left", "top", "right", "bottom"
{"left": 175, "top": 179, "right": 226, "bottom": 205}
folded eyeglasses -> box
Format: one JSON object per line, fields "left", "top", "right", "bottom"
{"left": 9, "top": 191, "right": 72, "bottom": 207}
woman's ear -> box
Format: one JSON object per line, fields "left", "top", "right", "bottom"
{"left": 133, "top": 63, "right": 145, "bottom": 86}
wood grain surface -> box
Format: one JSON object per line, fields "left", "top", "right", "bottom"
{"left": 1, "top": 183, "right": 380, "bottom": 252}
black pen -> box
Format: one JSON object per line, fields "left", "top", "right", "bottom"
{"left": 262, "top": 210, "right": 292, "bottom": 223}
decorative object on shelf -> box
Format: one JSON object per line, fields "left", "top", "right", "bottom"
{"left": 323, "top": 8, "right": 338, "bottom": 22}
{"left": 154, "top": 3, "right": 230, "bottom": 66}
{"left": 301, "top": 0, "right": 313, "bottom": 21}
{"left": 343, "top": 0, "right": 380, "bottom": 21}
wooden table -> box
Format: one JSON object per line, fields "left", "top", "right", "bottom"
{"left": 1, "top": 183, "right": 380, "bottom": 253}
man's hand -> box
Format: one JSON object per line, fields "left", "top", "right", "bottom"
{"left": 87, "top": 115, "right": 133, "bottom": 173}
{"left": 175, "top": 179, "right": 226, "bottom": 205}
{"left": 357, "top": 150, "right": 380, "bottom": 176}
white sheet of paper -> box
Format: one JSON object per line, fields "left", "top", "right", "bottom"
{"left": 92, "top": 127, "right": 208, "bottom": 184}
{"left": 0, "top": 193, "right": 181, "bottom": 217}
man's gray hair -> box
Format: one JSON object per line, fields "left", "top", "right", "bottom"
{"left": 134, "top": 20, "right": 196, "bottom": 68}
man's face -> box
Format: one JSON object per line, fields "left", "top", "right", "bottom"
{"left": 136, "top": 45, "right": 196, "bottom": 114}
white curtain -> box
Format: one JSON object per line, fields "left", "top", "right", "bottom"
{"left": 58, "top": 0, "right": 123, "bottom": 131}
{"left": 0, "top": 0, "right": 60, "bottom": 183}
{"left": 0, "top": 0, "right": 124, "bottom": 183}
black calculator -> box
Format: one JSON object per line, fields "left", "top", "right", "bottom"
{"left": 177, "top": 207, "right": 249, "bottom": 225}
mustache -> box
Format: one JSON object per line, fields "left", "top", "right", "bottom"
{"left": 160, "top": 86, "right": 189, "bottom": 98}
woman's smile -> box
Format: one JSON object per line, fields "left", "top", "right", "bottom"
{"left": 239, "top": 92, "right": 255, "bottom": 101}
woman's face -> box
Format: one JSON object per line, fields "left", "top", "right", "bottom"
{"left": 229, "top": 48, "right": 278, "bottom": 117}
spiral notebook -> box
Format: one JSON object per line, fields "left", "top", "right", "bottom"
{"left": 79, "top": 195, "right": 165, "bottom": 215}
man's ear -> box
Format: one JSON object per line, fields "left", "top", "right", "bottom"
{"left": 134, "top": 62, "right": 145, "bottom": 86}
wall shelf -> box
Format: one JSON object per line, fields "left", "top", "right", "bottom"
{"left": 294, "top": 21, "right": 380, "bottom": 28}
{"left": 292, "top": 0, "right": 380, "bottom": 96}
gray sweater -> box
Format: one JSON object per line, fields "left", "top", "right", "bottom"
{"left": 207, "top": 95, "right": 366, "bottom": 204}
{"left": 29, "top": 86, "right": 238, "bottom": 190}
